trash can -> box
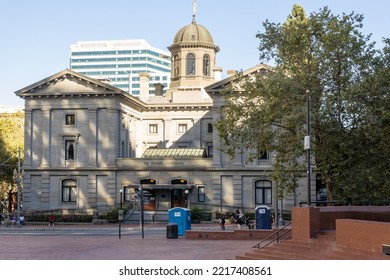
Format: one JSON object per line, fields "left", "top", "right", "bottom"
{"left": 166, "top": 223, "right": 178, "bottom": 239}
{"left": 168, "top": 207, "right": 191, "bottom": 236}
{"left": 255, "top": 206, "right": 272, "bottom": 229}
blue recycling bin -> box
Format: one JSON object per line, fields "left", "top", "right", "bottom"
{"left": 255, "top": 206, "right": 272, "bottom": 229}
{"left": 168, "top": 207, "right": 191, "bottom": 236}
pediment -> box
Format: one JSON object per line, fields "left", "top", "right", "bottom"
{"left": 15, "top": 69, "right": 124, "bottom": 97}
{"left": 205, "top": 64, "right": 274, "bottom": 95}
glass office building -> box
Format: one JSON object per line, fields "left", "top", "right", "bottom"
{"left": 70, "top": 39, "right": 171, "bottom": 95}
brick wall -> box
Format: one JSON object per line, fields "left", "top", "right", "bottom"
{"left": 336, "top": 219, "right": 390, "bottom": 253}
{"left": 292, "top": 207, "right": 320, "bottom": 240}
{"left": 319, "top": 206, "right": 390, "bottom": 230}
{"left": 185, "top": 229, "right": 275, "bottom": 240}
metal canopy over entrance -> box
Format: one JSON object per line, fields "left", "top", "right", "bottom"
{"left": 126, "top": 184, "right": 195, "bottom": 190}
{"left": 141, "top": 148, "right": 207, "bottom": 158}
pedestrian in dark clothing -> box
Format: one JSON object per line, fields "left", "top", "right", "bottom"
{"left": 219, "top": 216, "right": 226, "bottom": 230}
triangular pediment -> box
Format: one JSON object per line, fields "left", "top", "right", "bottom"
{"left": 15, "top": 69, "right": 125, "bottom": 97}
{"left": 205, "top": 64, "right": 274, "bottom": 95}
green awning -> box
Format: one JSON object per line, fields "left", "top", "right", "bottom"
{"left": 141, "top": 148, "right": 207, "bottom": 158}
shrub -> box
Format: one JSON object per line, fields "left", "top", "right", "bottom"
{"left": 26, "top": 214, "right": 93, "bottom": 223}
{"left": 190, "top": 206, "right": 202, "bottom": 223}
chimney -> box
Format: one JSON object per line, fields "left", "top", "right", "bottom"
{"left": 227, "top": 70, "right": 237, "bottom": 76}
{"left": 213, "top": 66, "right": 223, "bottom": 81}
{"left": 154, "top": 83, "right": 165, "bottom": 96}
{"left": 138, "top": 72, "right": 150, "bottom": 101}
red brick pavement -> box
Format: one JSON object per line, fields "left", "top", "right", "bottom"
{"left": 0, "top": 223, "right": 255, "bottom": 260}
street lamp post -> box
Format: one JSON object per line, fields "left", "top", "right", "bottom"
{"left": 119, "top": 189, "right": 123, "bottom": 209}
{"left": 278, "top": 197, "right": 285, "bottom": 226}
{"left": 184, "top": 189, "right": 189, "bottom": 208}
{"left": 138, "top": 186, "right": 145, "bottom": 239}
{"left": 304, "top": 90, "right": 312, "bottom": 206}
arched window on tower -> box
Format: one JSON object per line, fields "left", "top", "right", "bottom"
{"left": 203, "top": 54, "right": 210, "bottom": 76}
{"left": 186, "top": 53, "right": 195, "bottom": 75}
{"left": 174, "top": 55, "right": 180, "bottom": 78}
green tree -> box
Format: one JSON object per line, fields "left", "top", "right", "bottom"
{"left": 0, "top": 111, "right": 24, "bottom": 212}
{"left": 215, "top": 5, "right": 389, "bottom": 202}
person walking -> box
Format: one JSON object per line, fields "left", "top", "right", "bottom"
{"left": 20, "top": 214, "right": 25, "bottom": 226}
{"left": 235, "top": 209, "right": 243, "bottom": 229}
{"left": 219, "top": 215, "right": 226, "bottom": 230}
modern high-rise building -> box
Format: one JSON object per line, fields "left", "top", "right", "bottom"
{"left": 70, "top": 39, "right": 171, "bottom": 95}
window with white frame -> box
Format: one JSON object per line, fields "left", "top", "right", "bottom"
{"left": 255, "top": 180, "right": 272, "bottom": 205}
{"left": 65, "top": 140, "right": 75, "bottom": 160}
{"left": 198, "top": 186, "right": 205, "bottom": 202}
{"left": 178, "top": 123, "right": 187, "bottom": 133}
{"left": 65, "top": 114, "right": 76, "bottom": 126}
{"left": 62, "top": 179, "right": 77, "bottom": 202}
{"left": 124, "top": 187, "right": 132, "bottom": 202}
{"left": 149, "top": 124, "right": 158, "bottom": 134}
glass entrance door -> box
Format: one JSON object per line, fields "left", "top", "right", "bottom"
{"left": 171, "top": 189, "right": 186, "bottom": 208}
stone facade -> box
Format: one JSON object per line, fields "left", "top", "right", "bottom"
{"left": 15, "top": 16, "right": 314, "bottom": 216}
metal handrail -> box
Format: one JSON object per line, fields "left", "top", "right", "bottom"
{"left": 252, "top": 221, "right": 292, "bottom": 249}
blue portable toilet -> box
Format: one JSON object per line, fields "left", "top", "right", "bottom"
{"left": 255, "top": 206, "right": 272, "bottom": 229}
{"left": 168, "top": 207, "right": 191, "bottom": 236}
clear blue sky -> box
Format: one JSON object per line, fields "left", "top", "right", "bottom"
{"left": 1, "top": 0, "right": 389, "bottom": 107}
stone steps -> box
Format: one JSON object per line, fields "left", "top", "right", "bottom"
{"left": 236, "top": 231, "right": 390, "bottom": 260}
{"left": 122, "top": 210, "right": 169, "bottom": 224}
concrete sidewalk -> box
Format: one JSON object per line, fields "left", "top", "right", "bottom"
{"left": 0, "top": 223, "right": 256, "bottom": 260}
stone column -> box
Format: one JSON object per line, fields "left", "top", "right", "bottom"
{"left": 41, "top": 109, "right": 51, "bottom": 167}
{"left": 88, "top": 109, "right": 98, "bottom": 166}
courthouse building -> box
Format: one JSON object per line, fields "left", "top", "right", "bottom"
{"left": 15, "top": 12, "right": 314, "bottom": 218}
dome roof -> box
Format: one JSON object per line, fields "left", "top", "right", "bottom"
{"left": 172, "top": 18, "right": 216, "bottom": 47}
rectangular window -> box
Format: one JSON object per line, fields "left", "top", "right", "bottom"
{"left": 255, "top": 180, "right": 272, "bottom": 205}
{"left": 207, "top": 145, "right": 213, "bottom": 158}
{"left": 178, "top": 123, "right": 187, "bottom": 133}
{"left": 62, "top": 186, "right": 77, "bottom": 202}
{"left": 62, "top": 180, "right": 77, "bottom": 202}
{"left": 65, "top": 114, "right": 76, "bottom": 126}
{"left": 207, "top": 123, "right": 213, "bottom": 133}
{"left": 65, "top": 140, "right": 75, "bottom": 160}
{"left": 257, "top": 150, "right": 269, "bottom": 161}
{"left": 124, "top": 187, "right": 132, "bottom": 202}
{"left": 198, "top": 186, "right": 205, "bottom": 202}
{"left": 149, "top": 124, "right": 158, "bottom": 134}
{"left": 255, "top": 188, "right": 272, "bottom": 204}
{"left": 177, "top": 145, "right": 188, "bottom": 148}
